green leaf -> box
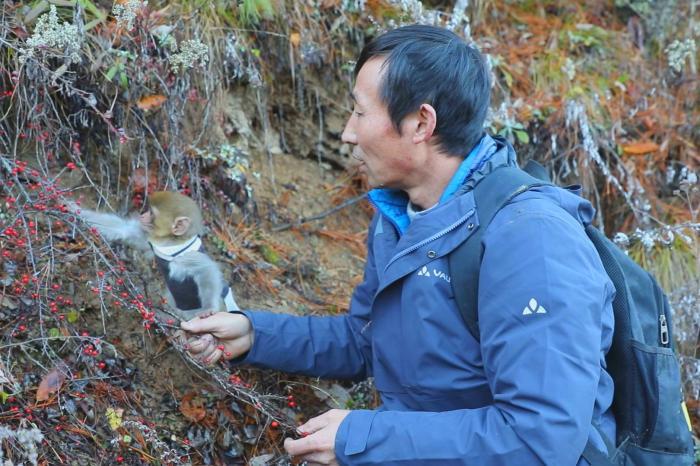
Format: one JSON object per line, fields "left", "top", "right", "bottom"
{"left": 0, "top": 391, "right": 9, "bottom": 403}
{"left": 119, "top": 72, "right": 129, "bottom": 89}
{"left": 48, "top": 327, "right": 61, "bottom": 338}
{"left": 502, "top": 69, "right": 513, "bottom": 89}
{"left": 105, "top": 65, "right": 118, "bottom": 81}
{"left": 259, "top": 244, "right": 280, "bottom": 265}
{"left": 67, "top": 310, "right": 80, "bottom": 324}
{"left": 514, "top": 130, "right": 530, "bottom": 145}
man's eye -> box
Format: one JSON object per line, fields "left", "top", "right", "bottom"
{"left": 354, "top": 110, "right": 364, "bottom": 117}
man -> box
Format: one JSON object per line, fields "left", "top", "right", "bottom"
{"left": 182, "top": 25, "right": 616, "bottom": 465}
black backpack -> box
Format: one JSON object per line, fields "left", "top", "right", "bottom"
{"left": 449, "top": 161, "right": 695, "bottom": 465}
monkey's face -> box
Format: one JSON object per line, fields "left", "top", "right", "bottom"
{"left": 139, "top": 208, "right": 154, "bottom": 234}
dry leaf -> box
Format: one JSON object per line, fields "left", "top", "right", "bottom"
{"left": 180, "top": 393, "right": 207, "bottom": 422}
{"left": 320, "top": 0, "right": 341, "bottom": 9}
{"left": 137, "top": 94, "right": 167, "bottom": 111}
{"left": 621, "top": 142, "right": 659, "bottom": 155}
{"left": 36, "top": 365, "right": 67, "bottom": 402}
{"left": 290, "top": 32, "right": 301, "bottom": 48}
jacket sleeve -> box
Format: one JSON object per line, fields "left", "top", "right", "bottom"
{"left": 334, "top": 205, "right": 612, "bottom": 465}
{"left": 235, "top": 215, "right": 379, "bottom": 380}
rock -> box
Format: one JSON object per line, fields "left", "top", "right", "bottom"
{"left": 249, "top": 453, "right": 275, "bottom": 466}
{"left": 313, "top": 382, "right": 351, "bottom": 409}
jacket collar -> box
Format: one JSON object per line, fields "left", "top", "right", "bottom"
{"left": 368, "top": 134, "right": 515, "bottom": 233}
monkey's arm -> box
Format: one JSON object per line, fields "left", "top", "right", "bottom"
{"left": 75, "top": 207, "right": 150, "bottom": 251}
{"left": 169, "top": 252, "right": 227, "bottom": 312}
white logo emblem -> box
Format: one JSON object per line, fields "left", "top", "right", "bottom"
{"left": 522, "top": 298, "right": 547, "bottom": 315}
{"left": 417, "top": 266, "right": 431, "bottom": 277}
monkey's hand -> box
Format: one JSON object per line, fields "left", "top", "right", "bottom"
{"left": 180, "top": 312, "right": 254, "bottom": 366}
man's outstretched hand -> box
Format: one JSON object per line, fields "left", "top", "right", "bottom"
{"left": 180, "top": 312, "right": 254, "bottom": 365}
{"left": 284, "top": 409, "right": 350, "bottom": 466}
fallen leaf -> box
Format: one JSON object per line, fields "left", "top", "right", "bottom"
{"left": 0, "top": 296, "right": 18, "bottom": 310}
{"left": 180, "top": 393, "right": 207, "bottom": 422}
{"left": 290, "top": 32, "right": 301, "bottom": 47}
{"left": 36, "top": 365, "right": 67, "bottom": 402}
{"left": 320, "top": 0, "right": 341, "bottom": 9}
{"left": 137, "top": 94, "right": 167, "bottom": 111}
{"left": 621, "top": 142, "right": 659, "bottom": 155}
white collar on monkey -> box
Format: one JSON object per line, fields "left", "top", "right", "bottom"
{"left": 149, "top": 235, "right": 202, "bottom": 261}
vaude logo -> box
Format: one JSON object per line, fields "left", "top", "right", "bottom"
{"left": 522, "top": 298, "right": 547, "bottom": 315}
{"left": 417, "top": 266, "right": 451, "bottom": 283}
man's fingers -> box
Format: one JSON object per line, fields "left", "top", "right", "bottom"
{"left": 181, "top": 312, "right": 226, "bottom": 333}
{"left": 284, "top": 435, "right": 316, "bottom": 457}
{"left": 223, "top": 337, "right": 253, "bottom": 359}
{"left": 296, "top": 452, "right": 331, "bottom": 465}
{"left": 297, "top": 412, "right": 330, "bottom": 435}
{"left": 171, "top": 329, "right": 188, "bottom": 346}
{"left": 186, "top": 334, "right": 215, "bottom": 353}
{"left": 203, "top": 348, "right": 223, "bottom": 366}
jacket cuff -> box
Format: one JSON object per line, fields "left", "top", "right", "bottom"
{"left": 335, "top": 410, "right": 377, "bottom": 464}
{"left": 227, "top": 309, "right": 278, "bottom": 366}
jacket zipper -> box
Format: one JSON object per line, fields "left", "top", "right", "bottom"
{"left": 384, "top": 208, "right": 476, "bottom": 272}
{"left": 659, "top": 314, "right": 670, "bottom": 346}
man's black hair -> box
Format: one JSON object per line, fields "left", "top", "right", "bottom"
{"left": 355, "top": 24, "right": 491, "bottom": 157}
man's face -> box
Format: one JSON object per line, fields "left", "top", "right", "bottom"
{"left": 342, "top": 58, "right": 416, "bottom": 190}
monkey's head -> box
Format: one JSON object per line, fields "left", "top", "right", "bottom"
{"left": 139, "top": 191, "right": 204, "bottom": 242}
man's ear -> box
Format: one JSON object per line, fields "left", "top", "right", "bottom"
{"left": 412, "top": 103, "right": 437, "bottom": 144}
{"left": 171, "top": 216, "right": 192, "bottom": 236}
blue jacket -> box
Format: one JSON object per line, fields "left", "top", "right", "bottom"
{"left": 239, "top": 135, "right": 616, "bottom": 465}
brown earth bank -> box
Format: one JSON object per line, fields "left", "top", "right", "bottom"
{"left": 0, "top": 0, "right": 698, "bottom": 465}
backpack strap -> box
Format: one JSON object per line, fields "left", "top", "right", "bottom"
{"left": 581, "top": 442, "right": 616, "bottom": 466}
{"left": 448, "top": 162, "right": 551, "bottom": 341}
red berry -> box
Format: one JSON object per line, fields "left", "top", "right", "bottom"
{"left": 270, "top": 421, "right": 279, "bottom": 428}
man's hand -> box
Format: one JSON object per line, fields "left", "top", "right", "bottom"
{"left": 180, "top": 312, "right": 254, "bottom": 365}
{"left": 283, "top": 409, "right": 350, "bottom": 466}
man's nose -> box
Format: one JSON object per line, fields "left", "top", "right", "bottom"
{"left": 341, "top": 115, "right": 357, "bottom": 145}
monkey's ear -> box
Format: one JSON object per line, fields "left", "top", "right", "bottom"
{"left": 171, "top": 216, "right": 192, "bottom": 236}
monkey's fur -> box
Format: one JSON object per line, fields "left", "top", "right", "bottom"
{"left": 73, "top": 192, "right": 239, "bottom": 321}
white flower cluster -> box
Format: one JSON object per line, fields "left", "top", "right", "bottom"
{"left": 561, "top": 57, "right": 576, "bottom": 81}
{"left": 375, "top": 0, "right": 440, "bottom": 29}
{"left": 120, "top": 420, "right": 188, "bottom": 465}
{"left": 168, "top": 39, "right": 209, "bottom": 73}
{"left": 565, "top": 100, "right": 643, "bottom": 223}
{"left": 614, "top": 224, "right": 697, "bottom": 252}
{"left": 0, "top": 425, "right": 44, "bottom": 466}
{"left": 20, "top": 5, "right": 82, "bottom": 64}
{"left": 665, "top": 38, "right": 696, "bottom": 73}
{"left": 112, "top": 0, "right": 148, "bottom": 31}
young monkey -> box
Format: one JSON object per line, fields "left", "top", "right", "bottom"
{"left": 73, "top": 192, "right": 239, "bottom": 320}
